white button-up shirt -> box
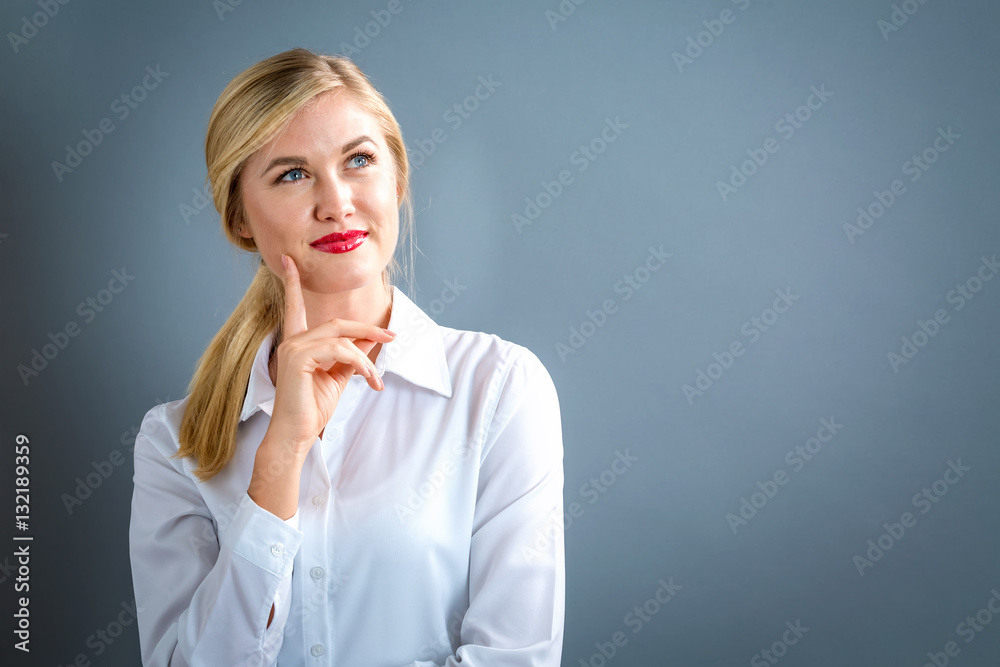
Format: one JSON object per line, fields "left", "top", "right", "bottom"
{"left": 129, "top": 285, "right": 565, "bottom": 666}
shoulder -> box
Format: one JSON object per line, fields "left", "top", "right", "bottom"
{"left": 437, "top": 324, "right": 556, "bottom": 395}
{"left": 133, "top": 395, "right": 193, "bottom": 474}
{"left": 435, "top": 327, "right": 563, "bottom": 471}
{"left": 436, "top": 325, "right": 560, "bottom": 435}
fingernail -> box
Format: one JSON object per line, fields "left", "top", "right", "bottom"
{"left": 383, "top": 328, "right": 397, "bottom": 337}
{"left": 281, "top": 255, "right": 288, "bottom": 270}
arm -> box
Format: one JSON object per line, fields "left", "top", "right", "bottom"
{"left": 129, "top": 406, "right": 304, "bottom": 666}
{"left": 403, "top": 347, "right": 566, "bottom": 666}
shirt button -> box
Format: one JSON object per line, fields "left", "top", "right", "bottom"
{"left": 270, "top": 543, "right": 284, "bottom": 557}
{"left": 328, "top": 427, "right": 340, "bottom": 440}
{"left": 312, "top": 494, "right": 327, "bottom": 506}
{"left": 311, "top": 566, "right": 325, "bottom": 580}
{"left": 310, "top": 644, "right": 325, "bottom": 657}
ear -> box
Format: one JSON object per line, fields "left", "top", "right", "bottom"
{"left": 238, "top": 223, "right": 252, "bottom": 239}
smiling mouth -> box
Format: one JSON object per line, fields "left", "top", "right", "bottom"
{"left": 310, "top": 231, "right": 368, "bottom": 255}
{"left": 310, "top": 230, "right": 368, "bottom": 245}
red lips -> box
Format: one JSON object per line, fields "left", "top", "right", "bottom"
{"left": 310, "top": 230, "right": 367, "bottom": 245}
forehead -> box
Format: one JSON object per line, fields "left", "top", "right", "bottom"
{"left": 256, "top": 89, "right": 384, "bottom": 158}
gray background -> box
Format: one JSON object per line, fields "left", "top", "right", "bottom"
{"left": 2, "top": 0, "right": 999, "bottom": 665}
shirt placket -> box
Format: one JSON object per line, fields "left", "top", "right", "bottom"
{"left": 296, "top": 376, "right": 365, "bottom": 664}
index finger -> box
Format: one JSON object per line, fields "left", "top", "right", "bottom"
{"left": 281, "top": 254, "right": 308, "bottom": 338}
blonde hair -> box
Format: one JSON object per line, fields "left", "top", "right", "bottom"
{"left": 176, "top": 47, "right": 415, "bottom": 481}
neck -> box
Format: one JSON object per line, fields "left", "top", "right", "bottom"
{"left": 298, "top": 279, "right": 393, "bottom": 333}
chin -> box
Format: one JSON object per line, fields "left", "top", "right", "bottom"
{"left": 305, "top": 268, "right": 382, "bottom": 294}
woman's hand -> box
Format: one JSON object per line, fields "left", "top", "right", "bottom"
{"left": 248, "top": 253, "right": 395, "bottom": 520}
{"left": 266, "top": 253, "right": 396, "bottom": 456}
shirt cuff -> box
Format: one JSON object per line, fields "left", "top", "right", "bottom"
{"left": 219, "top": 492, "right": 304, "bottom": 578}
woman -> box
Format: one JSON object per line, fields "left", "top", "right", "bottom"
{"left": 128, "top": 48, "right": 565, "bottom": 666}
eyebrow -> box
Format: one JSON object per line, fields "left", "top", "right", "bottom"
{"left": 259, "top": 135, "right": 376, "bottom": 177}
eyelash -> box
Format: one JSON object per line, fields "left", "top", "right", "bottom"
{"left": 274, "top": 150, "right": 376, "bottom": 183}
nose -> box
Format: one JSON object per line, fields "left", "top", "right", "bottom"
{"left": 314, "top": 173, "right": 355, "bottom": 222}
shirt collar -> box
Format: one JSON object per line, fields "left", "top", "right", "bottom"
{"left": 239, "top": 284, "right": 453, "bottom": 422}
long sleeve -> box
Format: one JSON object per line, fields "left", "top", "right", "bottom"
{"left": 129, "top": 406, "right": 304, "bottom": 666}
{"left": 402, "top": 347, "right": 566, "bottom": 666}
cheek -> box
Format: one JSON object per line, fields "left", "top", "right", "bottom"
{"left": 379, "top": 211, "right": 400, "bottom": 246}
{"left": 245, "top": 195, "right": 288, "bottom": 242}
{"left": 244, "top": 214, "right": 290, "bottom": 271}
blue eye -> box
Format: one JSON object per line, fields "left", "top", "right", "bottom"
{"left": 348, "top": 150, "right": 376, "bottom": 169}
{"left": 275, "top": 150, "right": 375, "bottom": 184}
{"left": 277, "top": 167, "right": 306, "bottom": 183}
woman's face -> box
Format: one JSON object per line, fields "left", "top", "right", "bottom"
{"left": 239, "top": 89, "right": 399, "bottom": 293}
